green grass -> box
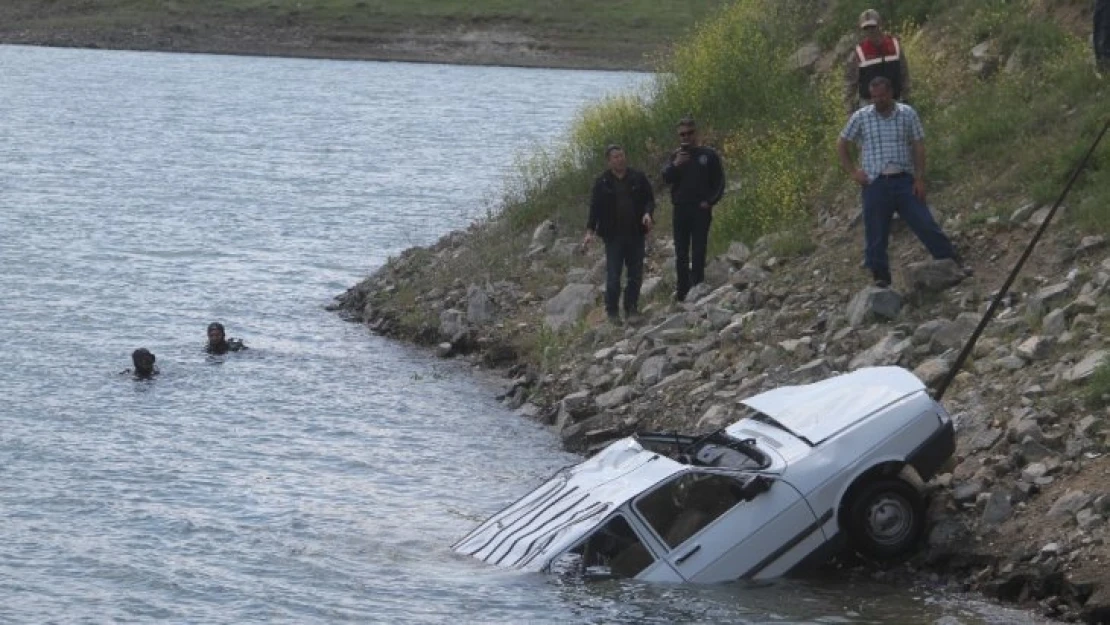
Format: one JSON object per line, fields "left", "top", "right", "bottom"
{"left": 1085, "top": 357, "right": 1110, "bottom": 407}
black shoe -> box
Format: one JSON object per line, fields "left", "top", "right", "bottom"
{"left": 871, "top": 270, "right": 892, "bottom": 288}
{"left": 607, "top": 314, "right": 623, "bottom": 326}
{"left": 673, "top": 291, "right": 687, "bottom": 303}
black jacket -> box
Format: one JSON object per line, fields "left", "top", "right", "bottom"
{"left": 587, "top": 168, "right": 655, "bottom": 240}
{"left": 661, "top": 145, "right": 725, "bottom": 208}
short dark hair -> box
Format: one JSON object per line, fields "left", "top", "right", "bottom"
{"left": 132, "top": 348, "right": 155, "bottom": 366}
{"left": 868, "top": 76, "right": 893, "bottom": 93}
{"left": 677, "top": 116, "right": 697, "bottom": 128}
{"left": 604, "top": 144, "right": 624, "bottom": 159}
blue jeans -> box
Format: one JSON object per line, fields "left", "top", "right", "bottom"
{"left": 672, "top": 204, "right": 712, "bottom": 300}
{"left": 862, "top": 174, "right": 955, "bottom": 281}
{"left": 604, "top": 234, "right": 645, "bottom": 316}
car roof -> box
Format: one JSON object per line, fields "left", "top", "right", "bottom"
{"left": 733, "top": 366, "right": 927, "bottom": 445}
{"left": 453, "top": 438, "right": 684, "bottom": 571}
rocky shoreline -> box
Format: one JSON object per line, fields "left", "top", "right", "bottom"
{"left": 333, "top": 203, "right": 1110, "bottom": 622}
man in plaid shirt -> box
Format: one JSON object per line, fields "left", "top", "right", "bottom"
{"left": 836, "top": 76, "right": 961, "bottom": 288}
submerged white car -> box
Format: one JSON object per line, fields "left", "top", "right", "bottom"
{"left": 454, "top": 366, "right": 956, "bottom": 582}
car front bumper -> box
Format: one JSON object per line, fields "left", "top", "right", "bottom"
{"left": 908, "top": 420, "right": 956, "bottom": 481}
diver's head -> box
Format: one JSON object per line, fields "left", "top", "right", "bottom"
{"left": 207, "top": 322, "right": 226, "bottom": 346}
{"left": 132, "top": 348, "right": 156, "bottom": 376}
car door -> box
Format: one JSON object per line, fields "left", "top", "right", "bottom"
{"left": 632, "top": 470, "right": 824, "bottom": 582}
{"left": 544, "top": 511, "right": 684, "bottom": 582}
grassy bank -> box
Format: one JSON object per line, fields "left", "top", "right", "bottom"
{"left": 0, "top": 0, "right": 731, "bottom": 69}
{"left": 498, "top": 0, "right": 1107, "bottom": 248}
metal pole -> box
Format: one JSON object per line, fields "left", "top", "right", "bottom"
{"left": 933, "top": 117, "right": 1110, "bottom": 401}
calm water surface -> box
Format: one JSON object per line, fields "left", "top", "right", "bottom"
{"left": 0, "top": 45, "right": 1041, "bottom": 624}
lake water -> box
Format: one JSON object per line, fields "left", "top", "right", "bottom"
{"left": 0, "top": 44, "right": 1042, "bottom": 624}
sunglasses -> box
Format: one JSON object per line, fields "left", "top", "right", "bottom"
{"left": 678, "top": 130, "right": 695, "bottom": 137}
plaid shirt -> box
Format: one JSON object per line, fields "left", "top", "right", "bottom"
{"left": 840, "top": 103, "right": 925, "bottom": 182}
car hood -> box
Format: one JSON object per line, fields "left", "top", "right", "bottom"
{"left": 453, "top": 438, "right": 683, "bottom": 571}
{"left": 737, "top": 366, "right": 926, "bottom": 445}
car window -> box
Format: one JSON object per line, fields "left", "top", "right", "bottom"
{"left": 634, "top": 472, "right": 749, "bottom": 549}
{"left": 548, "top": 514, "right": 656, "bottom": 579}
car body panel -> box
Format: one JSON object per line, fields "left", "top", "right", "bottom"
{"left": 453, "top": 438, "right": 683, "bottom": 571}
{"left": 739, "top": 366, "right": 926, "bottom": 445}
{"left": 648, "top": 475, "right": 822, "bottom": 582}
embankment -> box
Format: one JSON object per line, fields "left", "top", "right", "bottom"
{"left": 0, "top": 0, "right": 729, "bottom": 70}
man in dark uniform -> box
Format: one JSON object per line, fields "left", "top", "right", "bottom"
{"left": 661, "top": 117, "right": 725, "bottom": 302}
{"left": 583, "top": 144, "right": 655, "bottom": 325}
{"left": 206, "top": 322, "right": 247, "bottom": 355}
{"left": 843, "top": 9, "right": 911, "bottom": 114}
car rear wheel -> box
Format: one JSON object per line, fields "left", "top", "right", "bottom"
{"left": 845, "top": 478, "right": 926, "bottom": 560}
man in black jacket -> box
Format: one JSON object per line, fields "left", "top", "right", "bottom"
{"left": 584, "top": 144, "right": 655, "bottom": 324}
{"left": 661, "top": 117, "right": 725, "bottom": 302}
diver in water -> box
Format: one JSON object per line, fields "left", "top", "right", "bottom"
{"left": 206, "top": 322, "right": 247, "bottom": 355}
{"left": 122, "top": 348, "right": 159, "bottom": 379}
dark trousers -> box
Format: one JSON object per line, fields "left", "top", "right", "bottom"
{"left": 673, "top": 204, "right": 712, "bottom": 300}
{"left": 1097, "top": 0, "right": 1110, "bottom": 66}
{"left": 604, "top": 234, "right": 645, "bottom": 316}
{"left": 862, "top": 175, "right": 955, "bottom": 282}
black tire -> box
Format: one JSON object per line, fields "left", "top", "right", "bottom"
{"left": 844, "top": 478, "right": 926, "bottom": 560}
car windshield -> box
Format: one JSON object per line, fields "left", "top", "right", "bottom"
{"left": 635, "top": 425, "right": 769, "bottom": 470}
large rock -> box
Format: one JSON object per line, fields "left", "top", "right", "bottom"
{"left": 1064, "top": 350, "right": 1109, "bottom": 383}
{"left": 646, "top": 313, "right": 689, "bottom": 340}
{"left": 1010, "top": 202, "right": 1037, "bottom": 223}
{"left": 595, "top": 385, "right": 634, "bottom": 410}
{"left": 913, "top": 319, "right": 951, "bottom": 346}
{"left": 684, "top": 282, "right": 714, "bottom": 304}
{"left": 1015, "top": 335, "right": 1053, "bottom": 361}
{"left": 637, "top": 355, "right": 671, "bottom": 386}
{"left": 466, "top": 284, "right": 494, "bottom": 325}
{"left": 1047, "top": 490, "right": 1092, "bottom": 520}
{"left": 849, "top": 333, "right": 913, "bottom": 369}
{"left": 439, "top": 308, "right": 467, "bottom": 341}
{"left": 981, "top": 491, "right": 1013, "bottom": 526}
{"left": 1041, "top": 308, "right": 1068, "bottom": 336}
{"left": 792, "top": 42, "right": 821, "bottom": 71}
{"left": 543, "top": 283, "right": 597, "bottom": 331}
{"left": 723, "top": 241, "right": 752, "bottom": 265}
{"left": 932, "top": 315, "right": 976, "bottom": 351}
{"left": 904, "top": 258, "right": 966, "bottom": 292}
{"left": 697, "top": 404, "right": 731, "bottom": 429}
{"left": 1028, "top": 282, "right": 1073, "bottom": 314}
{"left": 847, "top": 286, "right": 903, "bottom": 327}
{"left": 730, "top": 264, "right": 769, "bottom": 288}
{"left": 914, "top": 355, "right": 953, "bottom": 386}
{"left": 926, "top": 517, "right": 972, "bottom": 563}
{"left": 554, "top": 390, "right": 594, "bottom": 431}
{"left": 531, "top": 219, "right": 557, "bottom": 248}
{"left": 791, "top": 358, "right": 833, "bottom": 383}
